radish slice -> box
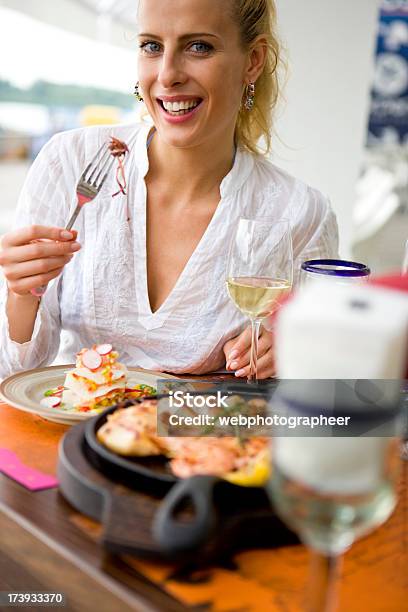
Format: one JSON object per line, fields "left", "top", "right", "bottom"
{"left": 82, "top": 349, "right": 102, "bottom": 370}
{"left": 41, "top": 396, "right": 61, "bottom": 409}
{"left": 96, "top": 343, "right": 113, "bottom": 355}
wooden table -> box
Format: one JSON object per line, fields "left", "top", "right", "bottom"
{"left": 0, "top": 402, "right": 406, "bottom": 612}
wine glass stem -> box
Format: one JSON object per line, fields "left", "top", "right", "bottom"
{"left": 307, "top": 552, "right": 342, "bottom": 612}
{"left": 249, "top": 319, "right": 261, "bottom": 382}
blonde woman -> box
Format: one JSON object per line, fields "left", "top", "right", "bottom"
{"left": 0, "top": 0, "right": 338, "bottom": 379}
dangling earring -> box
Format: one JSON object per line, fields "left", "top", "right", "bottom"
{"left": 244, "top": 82, "right": 255, "bottom": 111}
{"left": 134, "top": 81, "right": 144, "bottom": 102}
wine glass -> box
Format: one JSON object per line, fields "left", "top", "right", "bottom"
{"left": 226, "top": 218, "right": 293, "bottom": 381}
{"left": 267, "top": 383, "right": 402, "bottom": 612}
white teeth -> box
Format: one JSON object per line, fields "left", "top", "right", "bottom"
{"left": 161, "top": 99, "right": 200, "bottom": 113}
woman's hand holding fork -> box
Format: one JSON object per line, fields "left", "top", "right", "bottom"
{"left": 0, "top": 225, "right": 81, "bottom": 343}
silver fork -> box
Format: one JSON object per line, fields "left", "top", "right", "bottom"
{"left": 30, "top": 141, "right": 118, "bottom": 297}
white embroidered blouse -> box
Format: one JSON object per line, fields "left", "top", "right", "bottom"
{"left": 0, "top": 122, "right": 339, "bottom": 378}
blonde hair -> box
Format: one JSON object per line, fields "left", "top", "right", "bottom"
{"left": 231, "top": 0, "right": 283, "bottom": 155}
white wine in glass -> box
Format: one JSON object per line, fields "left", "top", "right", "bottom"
{"left": 226, "top": 277, "right": 292, "bottom": 320}
{"left": 226, "top": 218, "right": 293, "bottom": 381}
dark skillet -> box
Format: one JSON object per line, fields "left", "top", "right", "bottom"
{"left": 84, "top": 394, "right": 177, "bottom": 497}
{"left": 84, "top": 389, "right": 295, "bottom": 557}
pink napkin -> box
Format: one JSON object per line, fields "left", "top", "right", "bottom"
{"left": 0, "top": 448, "right": 59, "bottom": 491}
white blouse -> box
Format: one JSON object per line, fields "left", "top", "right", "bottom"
{"left": 0, "top": 122, "right": 339, "bottom": 379}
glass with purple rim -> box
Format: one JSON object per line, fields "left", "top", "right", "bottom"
{"left": 301, "top": 259, "right": 370, "bottom": 287}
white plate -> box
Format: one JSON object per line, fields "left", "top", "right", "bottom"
{"left": 0, "top": 365, "right": 177, "bottom": 425}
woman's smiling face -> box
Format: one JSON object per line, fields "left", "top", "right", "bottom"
{"left": 137, "top": 0, "right": 249, "bottom": 149}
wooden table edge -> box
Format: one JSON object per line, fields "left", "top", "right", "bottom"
{"left": 0, "top": 483, "right": 185, "bottom": 612}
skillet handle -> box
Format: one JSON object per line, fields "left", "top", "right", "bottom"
{"left": 153, "top": 475, "right": 219, "bottom": 556}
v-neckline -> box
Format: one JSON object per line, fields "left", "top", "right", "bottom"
{"left": 131, "top": 123, "right": 247, "bottom": 330}
{"left": 144, "top": 201, "right": 223, "bottom": 318}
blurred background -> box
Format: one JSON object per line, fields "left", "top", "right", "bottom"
{"left": 0, "top": 0, "right": 407, "bottom": 273}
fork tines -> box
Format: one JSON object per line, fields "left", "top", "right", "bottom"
{"left": 81, "top": 142, "right": 115, "bottom": 189}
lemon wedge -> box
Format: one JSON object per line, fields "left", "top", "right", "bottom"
{"left": 223, "top": 450, "right": 271, "bottom": 487}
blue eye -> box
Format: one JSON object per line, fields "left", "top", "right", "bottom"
{"left": 139, "top": 41, "right": 161, "bottom": 55}
{"left": 189, "top": 42, "right": 212, "bottom": 54}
